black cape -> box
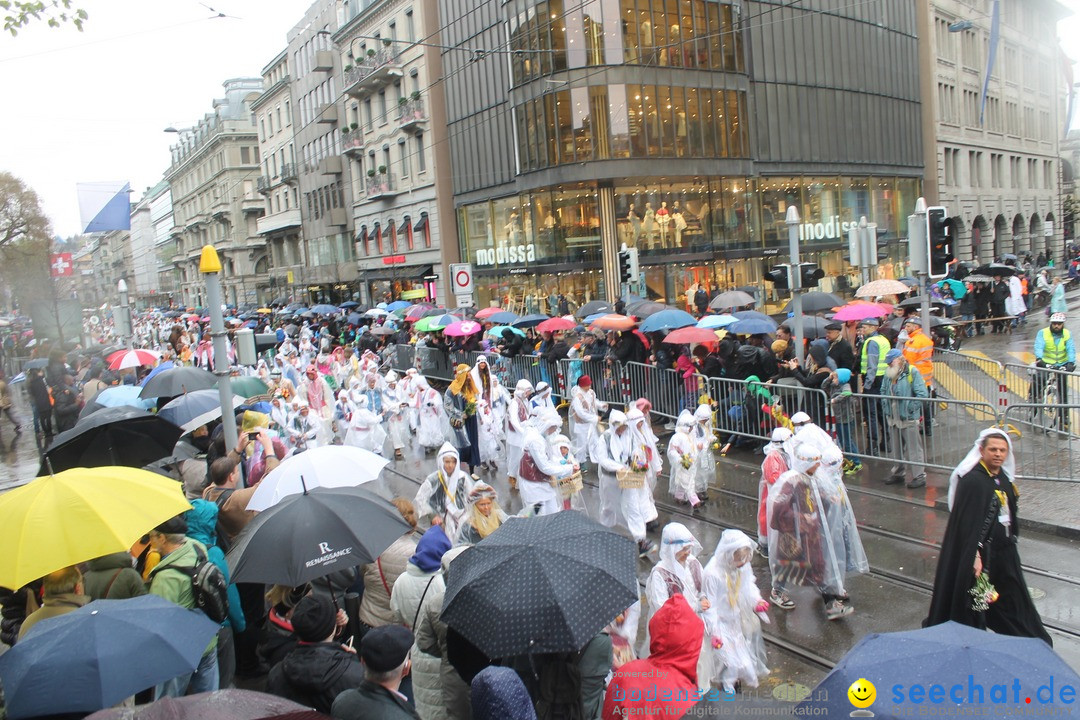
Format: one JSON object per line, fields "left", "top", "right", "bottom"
{"left": 924, "top": 463, "right": 1052, "bottom": 645}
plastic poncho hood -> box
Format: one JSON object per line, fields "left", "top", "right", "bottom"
{"left": 947, "top": 428, "right": 1016, "bottom": 510}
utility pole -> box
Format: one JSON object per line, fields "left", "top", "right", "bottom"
{"left": 908, "top": 197, "right": 932, "bottom": 334}
{"left": 785, "top": 206, "right": 805, "bottom": 363}
{"left": 200, "top": 245, "right": 239, "bottom": 450}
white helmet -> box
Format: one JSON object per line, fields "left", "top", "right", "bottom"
{"left": 1050, "top": 313, "right": 1067, "bottom": 323}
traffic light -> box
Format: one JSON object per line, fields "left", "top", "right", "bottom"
{"left": 618, "top": 244, "right": 639, "bottom": 286}
{"left": 764, "top": 264, "right": 790, "bottom": 290}
{"left": 927, "top": 206, "right": 953, "bottom": 279}
{"left": 799, "top": 263, "right": 824, "bottom": 288}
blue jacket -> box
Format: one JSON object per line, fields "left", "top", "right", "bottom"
{"left": 881, "top": 364, "right": 929, "bottom": 422}
{"left": 1034, "top": 327, "right": 1075, "bottom": 364}
{"left": 185, "top": 499, "right": 246, "bottom": 632}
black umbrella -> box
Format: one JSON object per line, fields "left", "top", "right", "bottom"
{"left": 157, "top": 389, "right": 243, "bottom": 433}
{"left": 897, "top": 296, "right": 947, "bottom": 309}
{"left": 710, "top": 290, "right": 757, "bottom": 309}
{"left": 886, "top": 314, "right": 955, "bottom": 331}
{"left": 781, "top": 315, "right": 831, "bottom": 339}
{"left": 574, "top": 300, "right": 613, "bottom": 320}
{"left": 783, "top": 291, "right": 844, "bottom": 314}
{"left": 440, "top": 510, "right": 638, "bottom": 658}
{"left": 139, "top": 367, "right": 217, "bottom": 399}
{"left": 512, "top": 313, "right": 550, "bottom": 328}
{"left": 625, "top": 300, "right": 669, "bottom": 318}
{"left": 897, "top": 276, "right": 920, "bottom": 287}
{"left": 40, "top": 406, "right": 184, "bottom": 475}
{"left": 974, "top": 263, "right": 1016, "bottom": 277}
{"left": 225, "top": 486, "right": 411, "bottom": 586}
{"left": 283, "top": 323, "right": 299, "bottom": 336}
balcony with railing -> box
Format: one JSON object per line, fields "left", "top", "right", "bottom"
{"left": 281, "top": 163, "right": 299, "bottom": 184}
{"left": 365, "top": 172, "right": 402, "bottom": 200}
{"left": 257, "top": 175, "right": 272, "bottom": 194}
{"left": 396, "top": 98, "right": 428, "bottom": 132}
{"left": 343, "top": 49, "right": 404, "bottom": 98}
{"left": 341, "top": 128, "right": 365, "bottom": 156}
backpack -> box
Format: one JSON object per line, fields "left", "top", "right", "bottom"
{"left": 151, "top": 543, "right": 230, "bottom": 624}
{"left": 211, "top": 488, "right": 235, "bottom": 555}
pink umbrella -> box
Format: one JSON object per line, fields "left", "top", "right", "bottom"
{"left": 662, "top": 326, "right": 722, "bottom": 345}
{"left": 444, "top": 320, "right": 482, "bottom": 337}
{"left": 537, "top": 317, "right": 576, "bottom": 333}
{"left": 106, "top": 349, "right": 162, "bottom": 370}
{"left": 474, "top": 307, "right": 503, "bottom": 320}
{"left": 832, "top": 302, "right": 893, "bottom": 322}
{"left": 590, "top": 314, "right": 636, "bottom": 331}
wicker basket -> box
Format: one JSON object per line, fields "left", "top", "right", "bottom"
{"left": 616, "top": 468, "right": 647, "bottom": 489}
{"left": 557, "top": 471, "right": 584, "bottom": 498}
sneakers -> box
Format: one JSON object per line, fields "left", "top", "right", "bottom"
{"left": 884, "top": 473, "right": 904, "bottom": 485}
{"left": 770, "top": 589, "right": 795, "bottom": 610}
{"left": 906, "top": 474, "right": 926, "bottom": 489}
{"left": 638, "top": 539, "right": 656, "bottom": 558}
{"left": 826, "top": 600, "right": 854, "bottom": 620}
{"left": 844, "top": 461, "right": 863, "bottom": 475}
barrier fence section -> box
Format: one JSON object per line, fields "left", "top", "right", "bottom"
{"left": 1002, "top": 362, "right": 1080, "bottom": 432}
{"left": 1001, "top": 403, "right": 1080, "bottom": 482}
{"left": 560, "top": 358, "right": 632, "bottom": 410}
{"left": 933, "top": 348, "right": 1005, "bottom": 414}
{"left": 621, "top": 362, "right": 705, "bottom": 420}
{"left": 706, "top": 376, "right": 830, "bottom": 446}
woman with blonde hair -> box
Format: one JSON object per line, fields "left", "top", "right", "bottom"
{"left": 457, "top": 483, "right": 507, "bottom": 545}
{"left": 444, "top": 363, "right": 480, "bottom": 472}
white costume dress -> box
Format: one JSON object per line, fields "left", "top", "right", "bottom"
{"left": 623, "top": 409, "right": 659, "bottom": 543}
{"left": 382, "top": 372, "right": 410, "bottom": 454}
{"left": 703, "top": 530, "right": 770, "bottom": 692}
{"left": 489, "top": 377, "right": 510, "bottom": 443}
{"left": 518, "top": 410, "right": 574, "bottom": 516}
{"left": 476, "top": 399, "right": 500, "bottom": 465}
{"left": 569, "top": 384, "right": 605, "bottom": 464}
{"left": 345, "top": 391, "right": 387, "bottom": 455}
{"left": 506, "top": 380, "right": 533, "bottom": 481}
{"left": 667, "top": 410, "right": 700, "bottom": 505}
{"left": 593, "top": 410, "right": 631, "bottom": 532}
{"left": 693, "top": 404, "right": 716, "bottom": 494}
{"left": 414, "top": 377, "right": 449, "bottom": 451}
{"left": 413, "top": 443, "right": 475, "bottom": 542}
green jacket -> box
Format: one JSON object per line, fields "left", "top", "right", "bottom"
{"left": 147, "top": 538, "right": 216, "bottom": 653}
{"left": 83, "top": 552, "right": 147, "bottom": 601}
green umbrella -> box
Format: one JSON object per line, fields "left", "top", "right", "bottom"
{"left": 938, "top": 278, "right": 966, "bottom": 299}
{"left": 414, "top": 316, "right": 447, "bottom": 333}
{"left": 231, "top": 376, "right": 269, "bottom": 398}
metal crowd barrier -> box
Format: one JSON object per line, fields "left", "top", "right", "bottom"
{"left": 1001, "top": 403, "right": 1080, "bottom": 482}
{"left": 933, "top": 348, "right": 1006, "bottom": 412}
{"left": 620, "top": 362, "right": 705, "bottom": 420}
{"left": 706, "top": 376, "right": 831, "bottom": 445}
{"left": 559, "top": 358, "right": 632, "bottom": 410}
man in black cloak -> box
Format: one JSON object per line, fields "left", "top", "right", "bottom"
{"left": 925, "top": 429, "right": 1051, "bottom": 644}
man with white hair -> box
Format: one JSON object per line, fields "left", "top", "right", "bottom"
{"left": 881, "top": 348, "right": 929, "bottom": 489}
{"left": 518, "top": 409, "right": 576, "bottom": 516}
{"left": 290, "top": 400, "right": 321, "bottom": 451}
{"left": 505, "top": 379, "right": 533, "bottom": 491}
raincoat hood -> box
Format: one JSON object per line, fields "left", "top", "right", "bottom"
{"left": 675, "top": 409, "right": 695, "bottom": 433}
{"left": 184, "top": 499, "right": 219, "bottom": 546}
{"left": 436, "top": 442, "right": 461, "bottom": 471}
{"left": 708, "top": 528, "right": 756, "bottom": 574}
{"left": 647, "top": 593, "right": 705, "bottom": 682}
{"left": 791, "top": 442, "right": 822, "bottom": 475}
{"left": 548, "top": 433, "right": 572, "bottom": 453}
{"left": 746, "top": 375, "right": 773, "bottom": 403}
{"left": 514, "top": 379, "right": 533, "bottom": 397}
{"left": 472, "top": 666, "right": 538, "bottom": 720}
{"left": 657, "top": 522, "right": 702, "bottom": 573}
{"left": 410, "top": 525, "right": 451, "bottom": 572}
{"left": 694, "top": 404, "right": 712, "bottom": 422}
{"left": 608, "top": 409, "right": 627, "bottom": 428}
{"left": 767, "top": 427, "right": 793, "bottom": 455}
{"left": 533, "top": 409, "right": 563, "bottom": 435}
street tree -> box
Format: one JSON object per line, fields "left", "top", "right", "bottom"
{"left": 0, "top": 172, "right": 53, "bottom": 309}
{"left": 1, "top": 0, "right": 87, "bottom": 36}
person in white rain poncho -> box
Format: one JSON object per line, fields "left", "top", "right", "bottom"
{"left": 667, "top": 410, "right": 701, "bottom": 507}
{"left": 703, "top": 529, "right": 770, "bottom": 694}
{"left": 381, "top": 370, "right": 410, "bottom": 460}
{"left": 814, "top": 444, "right": 868, "bottom": 609}
{"left": 626, "top": 408, "right": 661, "bottom": 542}
{"left": 517, "top": 409, "right": 575, "bottom": 516}
{"left": 569, "top": 375, "right": 606, "bottom": 469}
{"left": 475, "top": 399, "right": 501, "bottom": 470}
{"left": 289, "top": 401, "right": 322, "bottom": 451}
{"left": 759, "top": 427, "right": 793, "bottom": 551}
{"left": 488, "top": 376, "right": 510, "bottom": 443}
{"left": 645, "top": 522, "right": 711, "bottom": 686}
{"left": 269, "top": 395, "right": 292, "bottom": 435}
{"left": 456, "top": 482, "right": 507, "bottom": 546}
{"left": 548, "top": 433, "right": 583, "bottom": 511}
{"left": 594, "top": 410, "right": 654, "bottom": 556}
{"left": 299, "top": 365, "right": 335, "bottom": 444}
{"left": 414, "top": 443, "right": 476, "bottom": 542}
{"left": 345, "top": 390, "right": 387, "bottom": 455}
{"left": 400, "top": 368, "right": 421, "bottom": 430}
{"left": 693, "top": 404, "right": 716, "bottom": 496}
{"left": 505, "top": 379, "right": 534, "bottom": 490}
{"left": 530, "top": 381, "right": 556, "bottom": 416}
{"left": 414, "top": 376, "right": 449, "bottom": 452}
{"left": 767, "top": 442, "right": 854, "bottom": 620}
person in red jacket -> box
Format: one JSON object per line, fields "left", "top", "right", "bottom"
{"left": 602, "top": 594, "right": 703, "bottom": 720}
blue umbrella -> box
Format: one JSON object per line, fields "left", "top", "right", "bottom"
{"left": 290, "top": 307, "right": 309, "bottom": 315}
{"left": 137, "top": 360, "right": 175, "bottom": 387}
{"left": 94, "top": 385, "right": 156, "bottom": 410}
{"left": 732, "top": 310, "right": 775, "bottom": 323}
{"left": 486, "top": 311, "right": 519, "bottom": 324}
{"left": 0, "top": 595, "right": 220, "bottom": 719}
{"left": 696, "top": 314, "right": 738, "bottom": 329}
{"left": 512, "top": 313, "right": 550, "bottom": 328}
{"left": 339, "top": 301, "right": 360, "bottom": 309}
{"left": 488, "top": 325, "right": 526, "bottom": 337}
{"left": 310, "top": 304, "right": 339, "bottom": 315}
{"left": 386, "top": 300, "right": 410, "bottom": 312}
{"left": 639, "top": 309, "right": 697, "bottom": 333}
{"left": 797, "top": 621, "right": 1080, "bottom": 717}
{"left": 347, "top": 312, "right": 364, "bottom": 325}
{"left": 729, "top": 318, "right": 778, "bottom": 335}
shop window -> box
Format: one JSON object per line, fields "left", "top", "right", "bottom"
{"left": 607, "top": 85, "right": 630, "bottom": 158}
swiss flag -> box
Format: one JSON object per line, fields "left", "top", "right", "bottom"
{"left": 50, "top": 253, "right": 73, "bottom": 277}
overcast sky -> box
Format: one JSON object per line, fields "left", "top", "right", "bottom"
{"left": 2, "top": 0, "right": 1080, "bottom": 239}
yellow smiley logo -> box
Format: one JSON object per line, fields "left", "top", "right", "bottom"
{"left": 848, "top": 678, "right": 876, "bottom": 709}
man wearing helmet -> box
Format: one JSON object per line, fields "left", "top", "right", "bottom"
{"left": 1033, "top": 313, "right": 1075, "bottom": 429}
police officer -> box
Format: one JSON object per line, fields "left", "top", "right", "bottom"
{"left": 859, "top": 318, "right": 891, "bottom": 453}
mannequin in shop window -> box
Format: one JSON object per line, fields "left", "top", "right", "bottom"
{"left": 506, "top": 211, "right": 522, "bottom": 244}
{"left": 627, "top": 203, "right": 642, "bottom": 246}
{"left": 656, "top": 202, "right": 671, "bottom": 248}
{"left": 642, "top": 203, "right": 656, "bottom": 250}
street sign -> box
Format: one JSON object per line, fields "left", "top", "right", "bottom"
{"left": 449, "top": 263, "right": 473, "bottom": 295}
{"left": 49, "top": 253, "right": 73, "bottom": 277}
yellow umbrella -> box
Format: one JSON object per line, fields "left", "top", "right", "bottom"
{"left": 0, "top": 467, "right": 192, "bottom": 590}
{"left": 256, "top": 307, "right": 273, "bottom": 314}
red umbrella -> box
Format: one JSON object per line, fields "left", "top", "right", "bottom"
{"left": 537, "top": 317, "right": 576, "bottom": 333}
{"left": 590, "top": 314, "right": 636, "bottom": 331}
{"left": 106, "top": 349, "right": 161, "bottom": 370}
{"left": 474, "top": 307, "right": 503, "bottom": 320}
{"left": 662, "top": 326, "right": 721, "bottom": 345}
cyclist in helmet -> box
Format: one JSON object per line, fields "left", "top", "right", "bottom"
{"left": 1033, "top": 313, "right": 1075, "bottom": 425}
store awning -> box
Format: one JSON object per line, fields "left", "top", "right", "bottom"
{"left": 357, "top": 225, "right": 368, "bottom": 243}
{"left": 362, "top": 263, "right": 434, "bottom": 283}
{"left": 413, "top": 264, "right": 434, "bottom": 280}
{"left": 413, "top": 214, "right": 428, "bottom": 233}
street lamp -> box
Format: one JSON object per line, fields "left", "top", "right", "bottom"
{"left": 200, "top": 244, "right": 239, "bottom": 450}
{"left": 116, "top": 279, "right": 133, "bottom": 349}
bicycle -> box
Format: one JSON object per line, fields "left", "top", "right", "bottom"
{"left": 1027, "top": 362, "right": 1070, "bottom": 435}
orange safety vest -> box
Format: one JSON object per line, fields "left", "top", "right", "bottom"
{"left": 903, "top": 329, "right": 934, "bottom": 385}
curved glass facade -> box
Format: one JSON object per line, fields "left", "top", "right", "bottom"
{"left": 507, "top": 0, "right": 744, "bottom": 82}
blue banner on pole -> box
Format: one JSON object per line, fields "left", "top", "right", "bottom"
{"left": 978, "top": 0, "right": 1001, "bottom": 126}
{"left": 77, "top": 181, "right": 131, "bottom": 233}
